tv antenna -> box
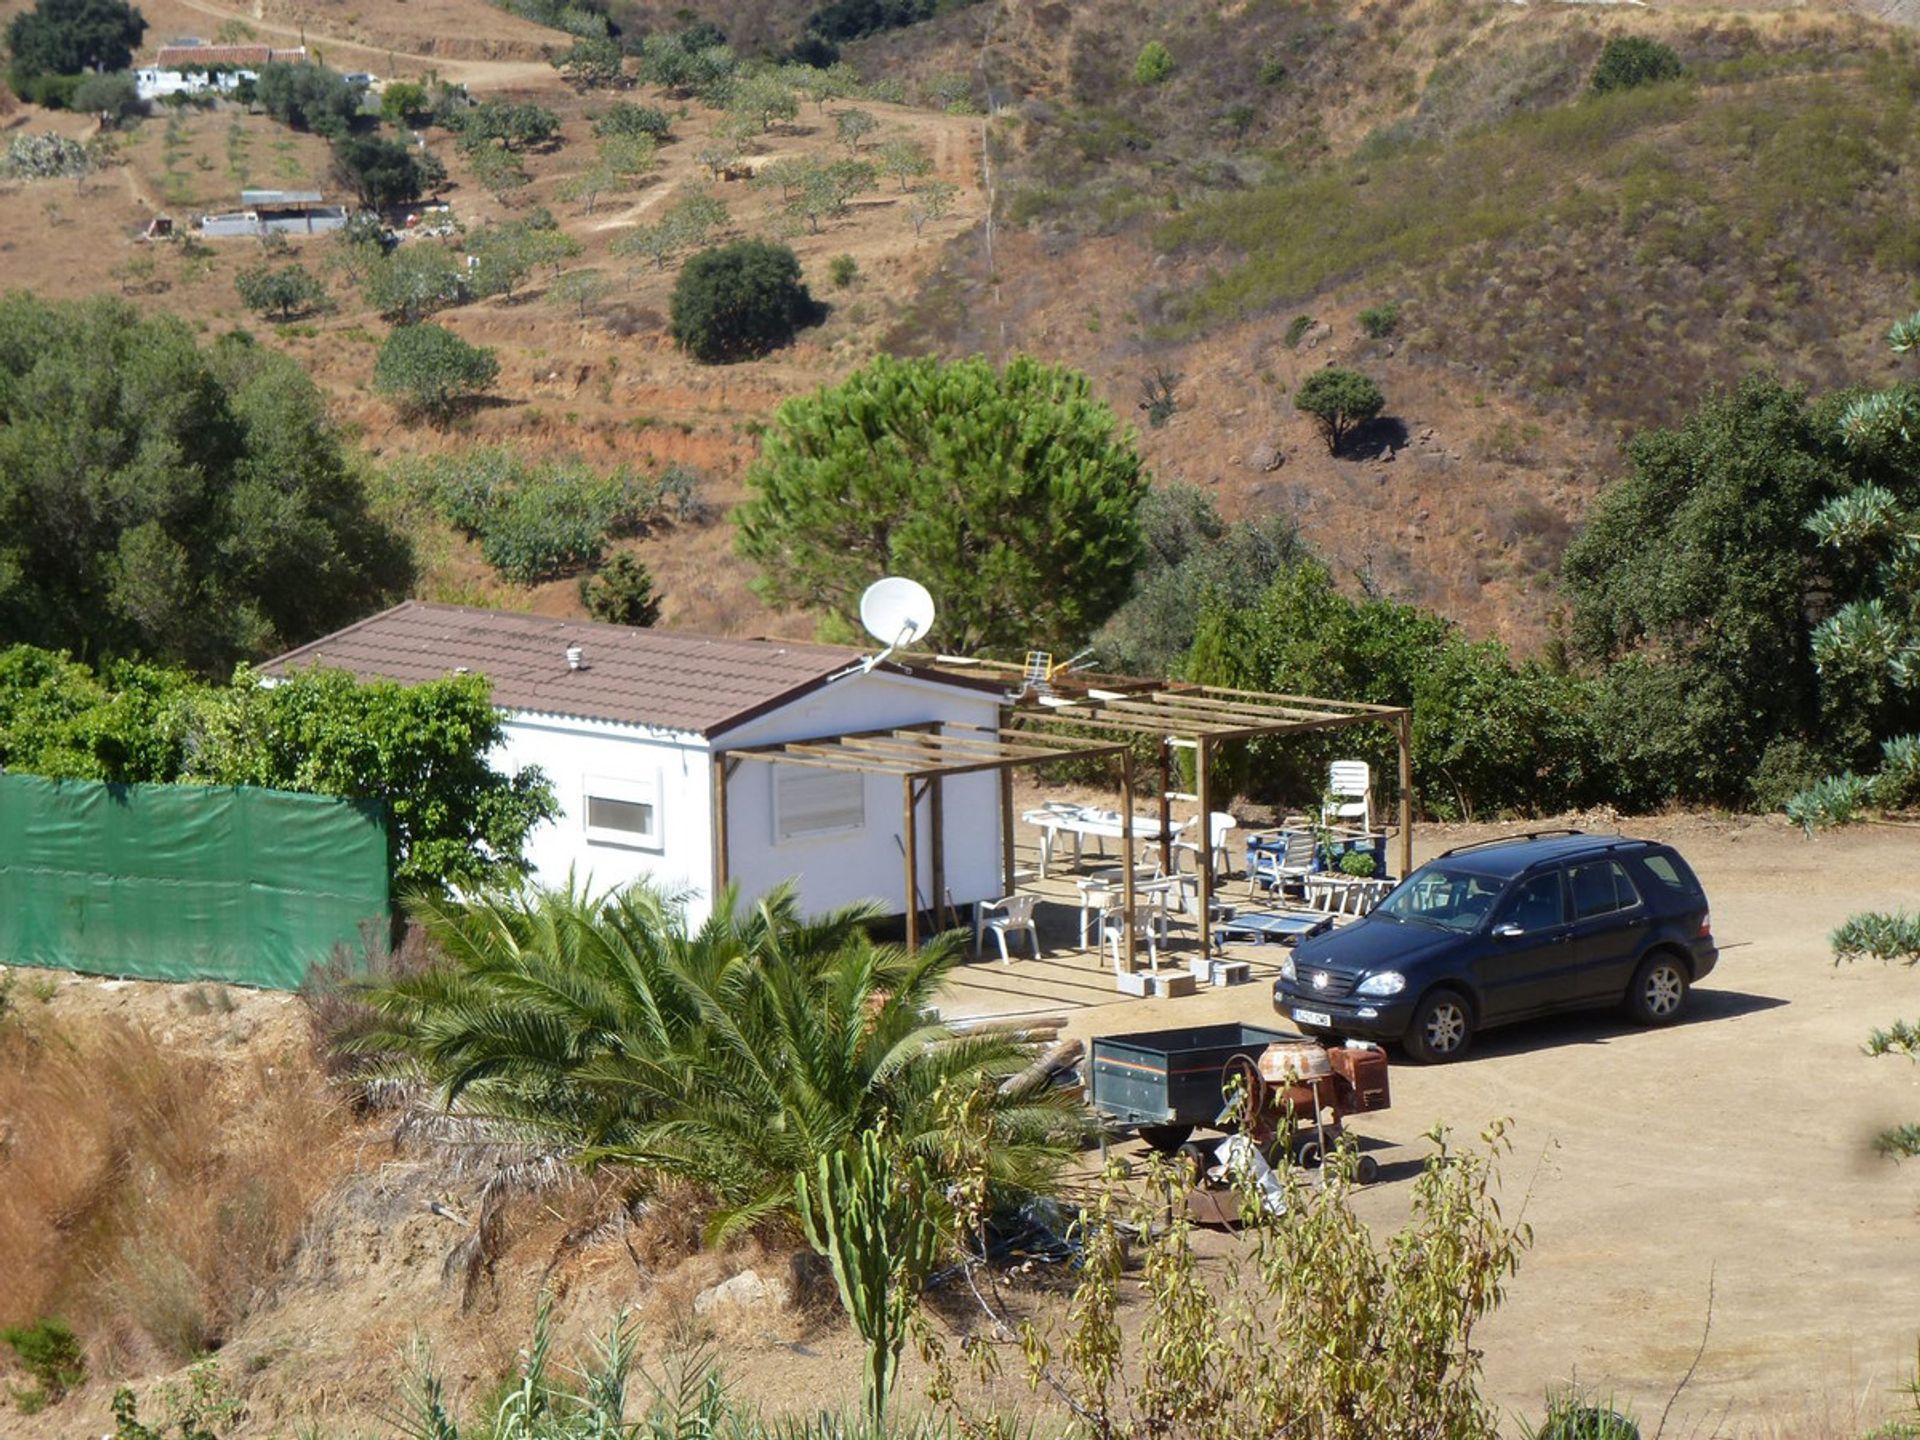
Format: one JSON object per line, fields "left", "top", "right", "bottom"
{"left": 827, "top": 577, "right": 937, "bottom": 681}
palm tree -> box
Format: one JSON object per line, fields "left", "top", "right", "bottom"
{"left": 356, "top": 879, "right": 1085, "bottom": 1241}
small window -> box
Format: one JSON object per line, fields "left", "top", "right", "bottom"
{"left": 775, "top": 767, "right": 864, "bottom": 842}
{"left": 1640, "top": 850, "right": 1702, "bottom": 898}
{"left": 1569, "top": 859, "right": 1640, "bottom": 920}
{"left": 1500, "top": 871, "right": 1566, "bottom": 932}
{"left": 583, "top": 774, "right": 661, "bottom": 849}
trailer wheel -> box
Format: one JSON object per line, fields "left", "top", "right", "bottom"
{"left": 1137, "top": 1124, "right": 1194, "bottom": 1153}
{"left": 1355, "top": 1153, "right": 1380, "bottom": 1185}
{"left": 1292, "top": 1136, "right": 1324, "bottom": 1169}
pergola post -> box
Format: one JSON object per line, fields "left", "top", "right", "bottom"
{"left": 999, "top": 764, "right": 1016, "bottom": 898}
{"left": 1120, "top": 746, "right": 1137, "bottom": 973}
{"left": 1396, "top": 709, "right": 1414, "bottom": 881}
{"left": 902, "top": 774, "right": 919, "bottom": 953}
{"left": 1195, "top": 736, "right": 1214, "bottom": 961}
{"left": 930, "top": 774, "right": 949, "bottom": 930}
{"left": 710, "top": 754, "right": 732, "bottom": 902}
{"left": 1157, "top": 737, "right": 1173, "bottom": 876}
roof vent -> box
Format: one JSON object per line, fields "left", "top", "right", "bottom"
{"left": 566, "top": 644, "right": 585, "bottom": 671}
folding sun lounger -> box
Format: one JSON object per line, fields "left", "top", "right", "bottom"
{"left": 1211, "top": 910, "right": 1335, "bottom": 948}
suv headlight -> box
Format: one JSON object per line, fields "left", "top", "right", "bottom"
{"left": 1278, "top": 955, "right": 1297, "bottom": 982}
{"left": 1355, "top": 971, "right": 1406, "bottom": 997}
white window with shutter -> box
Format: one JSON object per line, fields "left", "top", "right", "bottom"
{"left": 582, "top": 772, "right": 662, "bottom": 850}
{"left": 774, "top": 767, "right": 865, "bottom": 842}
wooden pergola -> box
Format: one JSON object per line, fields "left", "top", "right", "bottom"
{"left": 931, "top": 664, "right": 1414, "bottom": 960}
{"left": 712, "top": 721, "right": 1147, "bottom": 960}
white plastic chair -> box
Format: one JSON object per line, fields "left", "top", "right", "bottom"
{"left": 1323, "top": 761, "right": 1373, "bottom": 831}
{"left": 975, "top": 894, "right": 1039, "bottom": 963}
{"left": 1100, "top": 899, "right": 1167, "bottom": 970}
{"left": 1173, "top": 811, "right": 1237, "bottom": 877}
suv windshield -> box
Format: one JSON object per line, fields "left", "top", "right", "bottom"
{"left": 1374, "top": 864, "right": 1506, "bottom": 932}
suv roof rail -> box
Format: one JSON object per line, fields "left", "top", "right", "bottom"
{"left": 1439, "top": 828, "right": 1587, "bottom": 857}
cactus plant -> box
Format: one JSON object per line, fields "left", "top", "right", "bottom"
{"left": 795, "top": 1130, "right": 939, "bottom": 1426}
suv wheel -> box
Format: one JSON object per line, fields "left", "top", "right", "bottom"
{"left": 1626, "top": 953, "right": 1689, "bottom": 1026}
{"left": 1404, "top": 989, "right": 1473, "bottom": 1064}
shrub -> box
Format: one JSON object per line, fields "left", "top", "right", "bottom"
{"left": 0, "top": 131, "right": 93, "bottom": 180}
{"left": 379, "top": 79, "right": 427, "bottom": 126}
{"left": 593, "top": 101, "right": 670, "bottom": 140}
{"left": 1358, "top": 300, "right": 1401, "bottom": 338}
{"left": 234, "top": 262, "right": 328, "bottom": 320}
{"left": 828, "top": 252, "right": 859, "bottom": 287}
{"left": 1283, "top": 313, "right": 1315, "bottom": 347}
{"left": 255, "top": 61, "right": 360, "bottom": 137}
{"left": 71, "top": 70, "right": 142, "bottom": 126}
{"left": 1134, "top": 41, "right": 1174, "bottom": 84}
{"left": 1590, "top": 36, "right": 1684, "bottom": 94}
{"left": 1294, "top": 367, "right": 1385, "bottom": 453}
{"left": 400, "top": 448, "right": 684, "bottom": 584}
{"left": 374, "top": 323, "right": 500, "bottom": 421}
{"left": 931, "top": 1125, "right": 1529, "bottom": 1437}
{"left": 454, "top": 98, "right": 560, "bottom": 152}
{"left": 330, "top": 133, "right": 436, "bottom": 210}
{"left": 362, "top": 244, "right": 469, "bottom": 323}
{"left": 579, "top": 552, "right": 663, "bottom": 625}
{"left": 1, "top": 1318, "right": 86, "bottom": 1408}
{"left": 670, "top": 239, "right": 816, "bottom": 363}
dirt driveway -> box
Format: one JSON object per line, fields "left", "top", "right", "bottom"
{"left": 946, "top": 812, "right": 1920, "bottom": 1430}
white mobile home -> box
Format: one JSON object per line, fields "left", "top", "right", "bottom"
{"left": 262, "top": 602, "right": 1013, "bottom": 924}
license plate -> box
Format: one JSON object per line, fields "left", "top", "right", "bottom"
{"left": 1294, "top": 1008, "right": 1333, "bottom": 1029}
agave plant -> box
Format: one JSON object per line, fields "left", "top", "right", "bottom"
{"left": 356, "top": 880, "right": 1085, "bottom": 1242}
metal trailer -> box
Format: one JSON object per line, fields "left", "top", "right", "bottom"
{"left": 1088, "top": 1021, "right": 1295, "bottom": 1152}
{"left": 1088, "top": 1022, "right": 1392, "bottom": 1219}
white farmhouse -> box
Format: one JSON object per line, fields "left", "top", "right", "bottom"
{"left": 262, "top": 602, "right": 1016, "bottom": 924}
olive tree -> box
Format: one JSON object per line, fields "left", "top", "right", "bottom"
{"left": 737, "top": 353, "right": 1149, "bottom": 654}
{"left": 1295, "top": 366, "right": 1385, "bottom": 454}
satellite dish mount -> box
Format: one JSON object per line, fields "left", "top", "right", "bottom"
{"left": 848, "top": 577, "right": 937, "bottom": 676}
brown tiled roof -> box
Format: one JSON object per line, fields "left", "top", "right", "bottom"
{"left": 261, "top": 601, "right": 971, "bottom": 737}
{"left": 153, "top": 44, "right": 306, "bottom": 67}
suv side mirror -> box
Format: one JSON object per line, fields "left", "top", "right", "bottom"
{"left": 1492, "top": 923, "right": 1524, "bottom": 938}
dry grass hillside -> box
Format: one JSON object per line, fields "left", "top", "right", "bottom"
{"left": 0, "top": 12, "right": 984, "bottom": 633}
{"left": 857, "top": 0, "right": 1920, "bottom": 645}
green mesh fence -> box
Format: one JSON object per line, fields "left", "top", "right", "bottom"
{"left": 0, "top": 774, "right": 390, "bottom": 990}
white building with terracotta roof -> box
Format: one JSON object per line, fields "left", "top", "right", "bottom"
{"left": 263, "top": 602, "right": 1011, "bottom": 925}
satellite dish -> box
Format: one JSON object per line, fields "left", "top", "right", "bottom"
{"left": 859, "top": 577, "right": 936, "bottom": 651}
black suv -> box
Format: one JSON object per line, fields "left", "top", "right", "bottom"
{"left": 1271, "top": 831, "right": 1717, "bottom": 1062}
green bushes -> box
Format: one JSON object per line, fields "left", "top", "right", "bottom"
{"left": 1, "top": 1317, "right": 86, "bottom": 1411}
{"left": 593, "top": 100, "right": 672, "bottom": 140}
{"left": 1358, "top": 300, "right": 1400, "bottom": 338}
{"left": 670, "top": 239, "right": 817, "bottom": 363}
{"left": 1590, "top": 36, "right": 1684, "bottom": 94}
{"left": 255, "top": 61, "right": 361, "bottom": 137}
{"left": 374, "top": 324, "right": 500, "bottom": 421}
{"left": 6, "top": 0, "right": 145, "bottom": 95}
{"left": 0, "top": 296, "right": 411, "bottom": 672}
{"left": 579, "top": 552, "right": 664, "bottom": 625}
{"left": 1189, "top": 559, "right": 1603, "bottom": 820}
{"left": 0, "top": 648, "right": 555, "bottom": 891}
{"left": 1134, "top": 41, "right": 1174, "bottom": 85}
{"left": 396, "top": 448, "right": 707, "bottom": 584}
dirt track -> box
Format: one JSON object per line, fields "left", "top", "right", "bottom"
{"left": 976, "top": 813, "right": 1920, "bottom": 1430}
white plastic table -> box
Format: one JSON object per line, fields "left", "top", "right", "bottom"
{"left": 1022, "top": 804, "right": 1173, "bottom": 878}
